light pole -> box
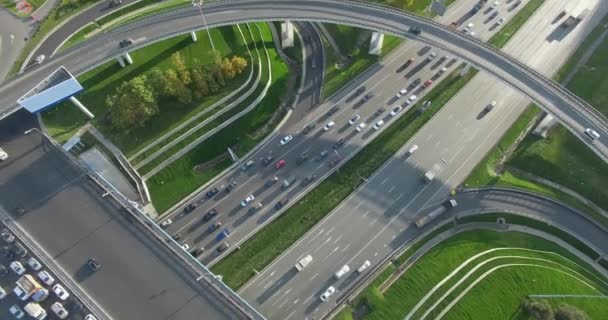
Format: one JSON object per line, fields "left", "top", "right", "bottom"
{"left": 192, "top": 0, "right": 216, "bottom": 51}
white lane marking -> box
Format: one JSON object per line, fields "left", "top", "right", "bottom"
{"left": 315, "top": 163, "right": 324, "bottom": 170}
{"left": 362, "top": 210, "right": 371, "bottom": 218}
{"left": 374, "top": 252, "right": 379, "bottom": 257}
{"left": 341, "top": 243, "right": 351, "bottom": 252}
{"left": 263, "top": 281, "right": 273, "bottom": 290}
{"left": 447, "top": 114, "right": 454, "bottom": 120}
{"left": 278, "top": 298, "right": 289, "bottom": 309}
{"left": 332, "top": 234, "right": 343, "bottom": 244}
{"left": 392, "top": 234, "right": 398, "bottom": 240}
{"left": 286, "top": 310, "right": 297, "bottom": 320}
{"left": 259, "top": 270, "right": 277, "bottom": 288}
{"left": 389, "top": 185, "right": 396, "bottom": 193}
{"left": 304, "top": 295, "right": 315, "bottom": 304}
{"left": 425, "top": 134, "right": 434, "bottom": 142}
{"left": 293, "top": 299, "right": 300, "bottom": 305}
{"left": 310, "top": 272, "right": 319, "bottom": 281}
{"left": 353, "top": 201, "right": 362, "bottom": 210}
{"left": 380, "top": 177, "right": 390, "bottom": 185}
{"left": 369, "top": 217, "right": 378, "bottom": 225}
{"left": 326, "top": 226, "right": 335, "bottom": 235}
{"left": 307, "top": 228, "right": 324, "bottom": 245}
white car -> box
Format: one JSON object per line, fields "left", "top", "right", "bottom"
{"left": 9, "top": 305, "right": 25, "bottom": 319}
{"left": 497, "top": 17, "right": 505, "bottom": 25}
{"left": 406, "top": 95, "right": 418, "bottom": 104}
{"left": 160, "top": 218, "right": 173, "bottom": 228}
{"left": 348, "top": 115, "right": 360, "bottom": 126}
{"left": 279, "top": 135, "right": 293, "bottom": 145}
{"left": 396, "top": 89, "right": 407, "bottom": 98}
{"left": 10, "top": 261, "right": 26, "bottom": 275}
{"left": 240, "top": 195, "right": 255, "bottom": 207}
{"left": 373, "top": 120, "right": 384, "bottom": 130}
{"left": 0, "top": 286, "right": 6, "bottom": 299}
{"left": 181, "top": 243, "right": 190, "bottom": 251}
{"left": 0, "top": 147, "right": 7, "bottom": 161}
{"left": 463, "top": 22, "right": 474, "bottom": 33}
{"left": 52, "top": 284, "right": 70, "bottom": 300}
{"left": 37, "top": 270, "right": 55, "bottom": 286}
{"left": 35, "top": 54, "right": 45, "bottom": 64}
{"left": 323, "top": 121, "right": 335, "bottom": 131}
{"left": 13, "top": 286, "right": 29, "bottom": 301}
{"left": 390, "top": 106, "right": 403, "bottom": 117}
{"left": 319, "top": 286, "right": 336, "bottom": 302}
{"left": 51, "top": 302, "right": 69, "bottom": 319}
{"left": 492, "top": 0, "right": 500, "bottom": 7}
{"left": 429, "top": 51, "right": 437, "bottom": 60}
{"left": 85, "top": 315, "right": 99, "bottom": 320}
{"left": 355, "top": 122, "right": 367, "bottom": 132}
{"left": 357, "top": 260, "right": 371, "bottom": 273}
{"left": 585, "top": 128, "right": 600, "bottom": 140}
{"left": 27, "top": 257, "right": 43, "bottom": 271}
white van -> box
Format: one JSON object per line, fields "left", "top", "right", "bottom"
{"left": 334, "top": 264, "right": 350, "bottom": 279}
{"left": 407, "top": 144, "right": 418, "bottom": 156}
{"left": 295, "top": 255, "right": 313, "bottom": 272}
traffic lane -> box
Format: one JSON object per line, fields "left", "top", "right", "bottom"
{"left": 452, "top": 189, "right": 608, "bottom": 254}
{"left": 187, "top": 50, "right": 456, "bottom": 260}
{"left": 164, "top": 41, "right": 447, "bottom": 243}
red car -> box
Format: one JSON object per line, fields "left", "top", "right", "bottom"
{"left": 274, "top": 159, "right": 286, "bottom": 169}
{"left": 422, "top": 79, "right": 433, "bottom": 88}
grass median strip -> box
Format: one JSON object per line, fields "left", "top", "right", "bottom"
{"left": 146, "top": 23, "right": 290, "bottom": 212}
{"left": 488, "top": 0, "right": 546, "bottom": 47}
{"left": 211, "top": 65, "right": 478, "bottom": 289}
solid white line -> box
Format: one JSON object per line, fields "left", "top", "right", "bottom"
{"left": 341, "top": 243, "right": 351, "bottom": 252}
{"left": 310, "top": 272, "right": 319, "bottom": 281}
{"left": 369, "top": 217, "right": 378, "bottom": 225}
{"left": 362, "top": 210, "right": 371, "bottom": 218}
{"left": 278, "top": 298, "right": 289, "bottom": 309}
{"left": 389, "top": 185, "right": 396, "bottom": 193}
{"left": 374, "top": 252, "right": 378, "bottom": 257}
{"left": 285, "top": 310, "right": 297, "bottom": 320}
{"left": 380, "top": 177, "right": 390, "bottom": 185}
{"left": 332, "top": 234, "right": 343, "bottom": 244}
{"left": 353, "top": 201, "right": 362, "bottom": 210}
{"left": 293, "top": 299, "right": 300, "bottom": 305}
{"left": 304, "top": 295, "right": 314, "bottom": 304}
{"left": 326, "top": 226, "right": 335, "bottom": 235}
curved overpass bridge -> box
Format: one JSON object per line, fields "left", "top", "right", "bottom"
{"left": 0, "top": 0, "right": 607, "bottom": 160}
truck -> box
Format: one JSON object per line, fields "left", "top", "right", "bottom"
{"left": 281, "top": 176, "right": 298, "bottom": 190}
{"left": 560, "top": 10, "right": 588, "bottom": 29}
{"left": 24, "top": 302, "right": 48, "bottom": 320}
{"left": 295, "top": 255, "right": 313, "bottom": 271}
{"left": 423, "top": 170, "right": 435, "bottom": 182}
{"left": 14, "top": 274, "right": 48, "bottom": 302}
{"left": 415, "top": 199, "right": 458, "bottom": 228}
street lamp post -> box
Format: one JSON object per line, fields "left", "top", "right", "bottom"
{"left": 192, "top": 0, "right": 216, "bottom": 51}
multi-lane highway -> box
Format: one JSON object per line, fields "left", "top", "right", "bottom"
{"left": 237, "top": 1, "right": 608, "bottom": 319}
{"left": 0, "top": 0, "right": 607, "bottom": 164}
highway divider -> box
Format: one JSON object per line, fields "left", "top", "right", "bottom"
{"left": 211, "top": 64, "right": 478, "bottom": 289}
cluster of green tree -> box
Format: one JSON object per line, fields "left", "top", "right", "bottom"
{"left": 523, "top": 299, "right": 591, "bottom": 320}
{"left": 105, "top": 51, "right": 248, "bottom": 131}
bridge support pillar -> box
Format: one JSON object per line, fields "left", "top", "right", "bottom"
{"left": 532, "top": 112, "right": 558, "bottom": 138}
{"left": 123, "top": 52, "right": 134, "bottom": 65}
{"left": 116, "top": 55, "right": 126, "bottom": 67}
{"left": 69, "top": 96, "right": 94, "bottom": 119}
{"left": 190, "top": 31, "right": 198, "bottom": 42}
{"left": 281, "top": 21, "right": 294, "bottom": 48}
{"left": 369, "top": 32, "right": 384, "bottom": 56}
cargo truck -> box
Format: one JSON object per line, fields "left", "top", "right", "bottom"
{"left": 281, "top": 176, "right": 298, "bottom": 190}
{"left": 415, "top": 199, "right": 458, "bottom": 228}
{"left": 14, "top": 274, "right": 48, "bottom": 302}
{"left": 24, "top": 302, "right": 48, "bottom": 320}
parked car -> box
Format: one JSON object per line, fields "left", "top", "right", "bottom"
{"left": 208, "top": 222, "right": 222, "bottom": 233}
{"left": 422, "top": 79, "right": 433, "bottom": 88}
{"left": 37, "top": 270, "right": 55, "bottom": 286}
{"left": 390, "top": 106, "right": 403, "bottom": 117}
{"left": 172, "top": 233, "right": 182, "bottom": 241}
{"left": 85, "top": 314, "right": 98, "bottom": 320}
{"left": 329, "top": 156, "right": 342, "bottom": 168}
{"left": 240, "top": 195, "right": 255, "bottom": 207}
{"left": 52, "top": 284, "right": 70, "bottom": 300}
{"left": 302, "top": 123, "right": 316, "bottom": 134}
{"left": 1, "top": 229, "right": 14, "bottom": 243}
{"left": 396, "top": 89, "right": 407, "bottom": 98}
{"left": 160, "top": 219, "right": 173, "bottom": 228}
{"left": 184, "top": 203, "right": 197, "bottom": 213}
{"left": 0, "top": 286, "right": 6, "bottom": 300}
{"left": 333, "top": 138, "right": 345, "bottom": 149}
{"left": 262, "top": 154, "right": 275, "bottom": 166}
{"left": 348, "top": 115, "right": 360, "bottom": 126}
{"left": 9, "top": 305, "right": 25, "bottom": 319}
{"left": 248, "top": 202, "right": 263, "bottom": 214}
{"left": 0, "top": 264, "right": 9, "bottom": 277}
{"left": 216, "top": 228, "right": 231, "bottom": 242}
{"left": 13, "top": 243, "right": 27, "bottom": 258}
{"left": 374, "top": 107, "right": 386, "bottom": 116}
{"left": 10, "top": 261, "right": 25, "bottom": 275}
{"left": 373, "top": 120, "right": 385, "bottom": 130}
{"left": 406, "top": 95, "right": 418, "bottom": 104}
{"left": 119, "top": 38, "right": 133, "bottom": 48}
{"left": 302, "top": 174, "right": 317, "bottom": 186}
{"left": 275, "top": 197, "right": 290, "bottom": 210}
{"left": 51, "top": 302, "right": 69, "bottom": 319}
{"left": 27, "top": 257, "right": 42, "bottom": 271}
{"left": 0, "top": 148, "right": 7, "bottom": 161}
{"left": 316, "top": 150, "right": 329, "bottom": 161}
{"left": 265, "top": 176, "right": 279, "bottom": 187}
{"left": 35, "top": 54, "right": 45, "bottom": 64}
{"left": 190, "top": 247, "right": 205, "bottom": 258}
{"left": 360, "top": 93, "right": 373, "bottom": 103}
{"left": 319, "top": 286, "right": 336, "bottom": 302}
{"left": 216, "top": 242, "right": 229, "bottom": 253}
{"left": 203, "top": 209, "right": 218, "bottom": 221}
{"left": 356, "top": 122, "right": 367, "bottom": 132}
{"left": 326, "top": 105, "right": 340, "bottom": 116}
{"left": 323, "top": 121, "right": 335, "bottom": 131}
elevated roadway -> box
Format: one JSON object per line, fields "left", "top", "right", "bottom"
{"left": 0, "top": 0, "right": 606, "bottom": 164}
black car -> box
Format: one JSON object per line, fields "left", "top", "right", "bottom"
{"left": 225, "top": 184, "right": 234, "bottom": 193}
{"left": 108, "top": 0, "right": 122, "bottom": 7}
{"left": 172, "top": 233, "right": 182, "bottom": 241}
{"left": 12, "top": 243, "right": 27, "bottom": 258}
{"left": 360, "top": 93, "right": 373, "bottom": 103}
{"left": 333, "top": 138, "right": 345, "bottom": 149}
{"left": 302, "top": 123, "right": 316, "bottom": 135}
{"left": 184, "top": 203, "right": 197, "bottom": 213}
{"left": 216, "top": 242, "right": 229, "bottom": 253}
{"left": 208, "top": 222, "right": 222, "bottom": 233}
{"left": 0, "top": 264, "right": 8, "bottom": 277}
{"left": 190, "top": 247, "right": 205, "bottom": 258}
{"left": 275, "top": 198, "right": 290, "bottom": 210}
{"left": 265, "top": 176, "right": 279, "bottom": 187}
{"left": 87, "top": 258, "right": 101, "bottom": 271}
{"left": 353, "top": 86, "right": 366, "bottom": 98}
{"left": 203, "top": 209, "right": 218, "bottom": 222}
{"left": 262, "top": 155, "right": 275, "bottom": 166}
{"left": 375, "top": 107, "right": 386, "bottom": 116}
{"left": 408, "top": 26, "right": 422, "bottom": 35}
{"left": 327, "top": 105, "right": 340, "bottom": 116}
{"left": 119, "top": 38, "right": 133, "bottom": 48}
{"left": 206, "top": 188, "right": 219, "bottom": 198}
{"left": 302, "top": 174, "right": 317, "bottom": 186}
{"left": 296, "top": 152, "right": 309, "bottom": 165}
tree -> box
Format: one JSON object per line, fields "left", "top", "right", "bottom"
{"left": 105, "top": 76, "right": 158, "bottom": 130}
{"left": 523, "top": 300, "right": 554, "bottom": 320}
{"left": 165, "top": 69, "right": 193, "bottom": 104}
{"left": 205, "top": 72, "right": 220, "bottom": 93}
{"left": 221, "top": 58, "right": 237, "bottom": 79}
{"left": 171, "top": 52, "right": 191, "bottom": 85}
{"left": 231, "top": 56, "right": 248, "bottom": 74}
{"left": 555, "top": 304, "right": 589, "bottom": 320}
{"left": 146, "top": 68, "right": 171, "bottom": 97}
{"left": 207, "top": 64, "right": 225, "bottom": 87}
{"left": 191, "top": 67, "right": 209, "bottom": 99}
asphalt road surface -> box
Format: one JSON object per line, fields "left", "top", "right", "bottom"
{"left": 1, "top": 0, "right": 607, "bottom": 164}
{"left": 0, "top": 111, "right": 248, "bottom": 319}
{"left": 238, "top": 1, "right": 608, "bottom": 319}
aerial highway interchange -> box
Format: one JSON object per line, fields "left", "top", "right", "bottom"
{"left": 0, "top": 0, "right": 607, "bottom": 319}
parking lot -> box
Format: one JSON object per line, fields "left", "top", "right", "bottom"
{"left": 0, "top": 221, "right": 94, "bottom": 319}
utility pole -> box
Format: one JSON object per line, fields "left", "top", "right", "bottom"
{"left": 192, "top": 0, "right": 216, "bottom": 51}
